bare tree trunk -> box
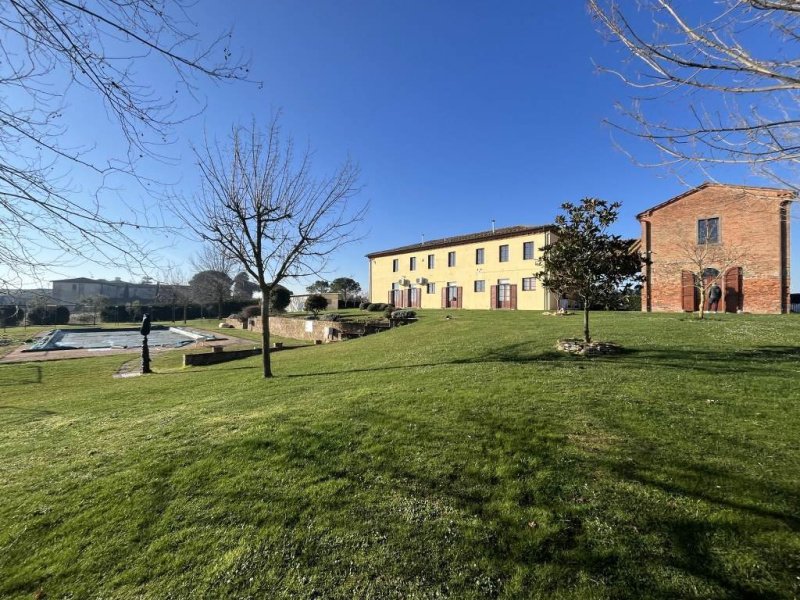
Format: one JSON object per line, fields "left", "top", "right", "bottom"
{"left": 583, "top": 303, "right": 591, "bottom": 343}
{"left": 698, "top": 288, "right": 706, "bottom": 320}
{"left": 260, "top": 292, "right": 272, "bottom": 379}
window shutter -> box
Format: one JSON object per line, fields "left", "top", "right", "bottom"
{"left": 510, "top": 284, "right": 517, "bottom": 310}
{"left": 490, "top": 285, "right": 497, "bottom": 309}
{"left": 441, "top": 286, "right": 447, "bottom": 309}
{"left": 681, "top": 271, "right": 695, "bottom": 312}
{"left": 388, "top": 291, "right": 392, "bottom": 305}
{"left": 456, "top": 286, "right": 463, "bottom": 308}
{"left": 724, "top": 266, "right": 742, "bottom": 313}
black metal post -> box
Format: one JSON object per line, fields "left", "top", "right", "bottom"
{"left": 140, "top": 313, "right": 152, "bottom": 374}
{"left": 141, "top": 335, "right": 151, "bottom": 374}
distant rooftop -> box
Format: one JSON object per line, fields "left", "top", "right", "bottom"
{"left": 366, "top": 224, "right": 555, "bottom": 259}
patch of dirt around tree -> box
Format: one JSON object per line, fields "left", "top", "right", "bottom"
{"left": 557, "top": 339, "right": 623, "bottom": 356}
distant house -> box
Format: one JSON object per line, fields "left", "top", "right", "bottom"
{"left": 638, "top": 183, "right": 794, "bottom": 314}
{"left": 288, "top": 293, "right": 341, "bottom": 313}
{"left": 366, "top": 225, "right": 558, "bottom": 310}
{"left": 51, "top": 277, "right": 186, "bottom": 305}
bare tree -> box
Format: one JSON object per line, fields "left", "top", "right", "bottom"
{"left": 176, "top": 117, "right": 365, "bottom": 378}
{"left": 588, "top": 1, "right": 800, "bottom": 189}
{"left": 0, "top": 0, "right": 248, "bottom": 289}
{"left": 192, "top": 243, "right": 237, "bottom": 278}
{"left": 159, "top": 264, "right": 191, "bottom": 323}
{"left": 662, "top": 240, "right": 748, "bottom": 319}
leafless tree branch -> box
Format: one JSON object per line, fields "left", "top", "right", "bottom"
{"left": 0, "top": 0, "right": 250, "bottom": 288}
{"left": 589, "top": 0, "right": 800, "bottom": 191}
{"left": 172, "top": 115, "right": 366, "bottom": 378}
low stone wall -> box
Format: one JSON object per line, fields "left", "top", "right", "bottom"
{"left": 224, "top": 316, "right": 247, "bottom": 329}
{"left": 183, "top": 347, "right": 262, "bottom": 366}
{"left": 248, "top": 316, "right": 388, "bottom": 342}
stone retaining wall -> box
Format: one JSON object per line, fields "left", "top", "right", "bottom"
{"left": 183, "top": 347, "right": 262, "bottom": 366}
{"left": 248, "top": 316, "right": 389, "bottom": 342}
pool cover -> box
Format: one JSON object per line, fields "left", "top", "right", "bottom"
{"left": 25, "top": 327, "right": 216, "bottom": 352}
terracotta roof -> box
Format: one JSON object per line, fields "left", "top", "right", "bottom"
{"left": 366, "top": 224, "right": 556, "bottom": 259}
{"left": 636, "top": 182, "right": 796, "bottom": 219}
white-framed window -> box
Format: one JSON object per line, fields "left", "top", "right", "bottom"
{"left": 499, "top": 245, "right": 509, "bottom": 262}
{"left": 523, "top": 241, "right": 534, "bottom": 260}
{"left": 522, "top": 277, "right": 536, "bottom": 291}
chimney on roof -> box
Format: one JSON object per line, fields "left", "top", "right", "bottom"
{"left": 491, "top": 219, "right": 496, "bottom": 234}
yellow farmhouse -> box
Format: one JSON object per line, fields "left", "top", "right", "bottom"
{"left": 366, "top": 225, "right": 559, "bottom": 310}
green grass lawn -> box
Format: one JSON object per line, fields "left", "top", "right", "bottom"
{"left": 0, "top": 311, "right": 798, "bottom": 599}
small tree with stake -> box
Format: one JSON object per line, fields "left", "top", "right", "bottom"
{"left": 536, "top": 198, "right": 642, "bottom": 344}
{"left": 175, "top": 115, "right": 365, "bottom": 379}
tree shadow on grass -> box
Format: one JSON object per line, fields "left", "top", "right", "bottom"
{"left": 0, "top": 405, "right": 56, "bottom": 425}
{"left": 211, "top": 408, "right": 798, "bottom": 598}
{"left": 0, "top": 364, "right": 42, "bottom": 385}
{"left": 274, "top": 343, "right": 800, "bottom": 379}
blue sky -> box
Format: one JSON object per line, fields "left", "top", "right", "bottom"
{"left": 32, "top": 1, "right": 800, "bottom": 291}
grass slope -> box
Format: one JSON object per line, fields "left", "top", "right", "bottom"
{"left": 0, "top": 311, "right": 798, "bottom": 599}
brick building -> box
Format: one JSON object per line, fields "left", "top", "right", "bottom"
{"left": 638, "top": 183, "right": 794, "bottom": 314}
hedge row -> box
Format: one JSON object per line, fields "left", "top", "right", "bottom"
{"left": 100, "top": 300, "right": 254, "bottom": 323}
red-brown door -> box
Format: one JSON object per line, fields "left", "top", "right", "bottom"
{"left": 497, "top": 284, "right": 511, "bottom": 309}
{"left": 724, "top": 267, "right": 742, "bottom": 313}
{"left": 408, "top": 288, "right": 421, "bottom": 308}
{"left": 681, "top": 271, "right": 697, "bottom": 312}
{"left": 442, "top": 286, "right": 461, "bottom": 308}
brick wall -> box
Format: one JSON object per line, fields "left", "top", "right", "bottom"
{"left": 639, "top": 185, "right": 792, "bottom": 314}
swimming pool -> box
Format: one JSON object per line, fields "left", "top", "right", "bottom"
{"left": 25, "top": 326, "right": 218, "bottom": 352}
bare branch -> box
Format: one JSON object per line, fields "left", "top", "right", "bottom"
{"left": 589, "top": 0, "right": 800, "bottom": 190}
{"left": 171, "top": 116, "right": 366, "bottom": 378}
{"left": 0, "top": 0, "right": 250, "bottom": 284}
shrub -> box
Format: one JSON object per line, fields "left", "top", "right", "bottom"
{"left": 359, "top": 301, "right": 370, "bottom": 310}
{"left": 270, "top": 287, "right": 291, "bottom": 313}
{"left": 320, "top": 312, "right": 341, "bottom": 322}
{"left": 0, "top": 306, "right": 21, "bottom": 327}
{"left": 242, "top": 305, "right": 261, "bottom": 319}
{"left": 391, "top": 309, "right": 416, "bottom": 320}
{"left": 304, "top": 294, "right": 329, "bottom": 316}
{"left": 53, "top": 306, "right": 71, "bottom": 325}
{"left": 383, "top": 305, "right": 395, "bottom": 318}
